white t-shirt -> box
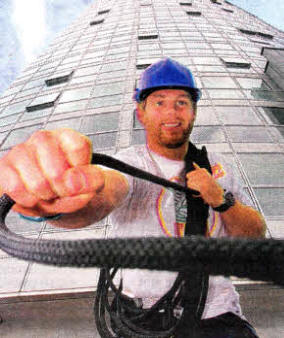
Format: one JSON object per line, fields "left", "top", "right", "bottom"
{"left": 108, "top": 144, "right": 252, "bottom": 319}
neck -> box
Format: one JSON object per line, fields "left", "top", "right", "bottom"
{"left": 147, "top": 140, "right": 189, "bottom": 161}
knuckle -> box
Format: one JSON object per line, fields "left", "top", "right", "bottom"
{"left": 28, "top": 129, "right": 52, "bottom": 145}
{"left": 29, "top": 177, "right": 50, "bottom": 195}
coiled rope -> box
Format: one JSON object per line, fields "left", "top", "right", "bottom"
{"left": 0, "top": 152, "right": 283, "bottom": 286}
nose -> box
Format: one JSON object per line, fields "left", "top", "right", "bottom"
{"left": 163, "top": 102, "right": 178, "bottom": 116}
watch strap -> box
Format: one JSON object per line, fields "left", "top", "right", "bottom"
{"left": 212, "top": 192, "right": 235, "bottom": 213}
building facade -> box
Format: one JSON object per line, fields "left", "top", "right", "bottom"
{"left": 0, "top": 0, "right": 284, "bottom": 301}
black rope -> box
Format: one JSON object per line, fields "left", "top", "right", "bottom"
{"left": 0, "top": 150, "right": 284, "bottom": 337}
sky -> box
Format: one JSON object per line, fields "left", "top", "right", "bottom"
{"left": 0, "top": 0, "right": 283, "bottom": 96}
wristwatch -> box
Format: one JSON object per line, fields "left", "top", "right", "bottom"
{"left": 212, "top": 191, "right": 235, "bottom": 213}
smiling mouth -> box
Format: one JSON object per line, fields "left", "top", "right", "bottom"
{"left": 162, "top": 122, "right": 181, "bottom": 128}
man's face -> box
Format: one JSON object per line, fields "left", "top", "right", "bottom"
{"left": 137, "top": 89, "right": 196, "bottom": 149}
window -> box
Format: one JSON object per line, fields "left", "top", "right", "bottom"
{"left": 254, "top": 188, "right": 284, "bottom": 217}
{"left": 202, "top": 76, "right": 237, "bottom": 88}
{"left": 186, "top": 11, "right": 202, "bottom": 16}
{"left": 217, "top": 106, "right": 262, "bottom": 125}
{"left": 220, "top": 57, "right": 251, "bottom": 69}
{"left": 191, "top": 127, "right": 225, "bottom": 143}
{"left": 260, "top": 107, "right": 284, "bottom": 125}
{"left": 227, "top": 126, "right": 274, "bottom": 143}
{"left": 80, "top": 113, "right": 119, "bottom": 133}
{"left": 138, "top": 34, "right": 158, "bottom": 40}
{"left": 26, "top": 93, "right": 60, "bottom": 112}
{"left": 90, "top": 19, "right": 104, "bottom": 26}
{"left": 179, "top": 2, "right": 192, "bottom": 6}
{"left": 45, "top": 71, "right": 73, "bottom": 87}
{"left": 136, "top": 63, "right": 151, "bottom": 69}
{"left": 59, "top": 87, "right": 93, "bottom": 103}
{"left": 258, "top": 32, "right": 274, "bottom": 40}
{"left": 222, "top": 8, "right": 233, "bottom": 13}
{"left": 89, "top": 132, "right": 117, "bottom": 150}
{"left": 98, "top": 9, "right": 110, "bottom": 15}
{"left": 239, "top": 28, "right": 274, "bottom": 40}
{"left": 236, "top": 78, "right": 270, "bottom": 90}
{"left": 210, "top": 0, "right": 222, "bottom": 4}
{"left": 239, "top": 153, "right": 284, "bottom": 185}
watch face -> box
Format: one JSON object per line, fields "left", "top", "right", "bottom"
{"left": 225, "top": 192, "right": 235, "bottom": 207}
{"left": 213, "top": 192, "right": 235, "bottom": 212}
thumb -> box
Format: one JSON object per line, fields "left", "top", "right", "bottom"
{"left": 193, "top": 162, "right": 200, "bottom": 170}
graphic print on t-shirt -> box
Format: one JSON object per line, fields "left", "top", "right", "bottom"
{"left": 156, "top": 176, "right": 187, "bottom": 237}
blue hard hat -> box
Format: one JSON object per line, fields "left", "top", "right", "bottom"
{"left": 134, "top": 58, "right": 201, "bottom": 103}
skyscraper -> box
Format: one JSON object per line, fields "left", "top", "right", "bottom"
{"left": 0, "top": 0, "right": 284, "bottom": 336}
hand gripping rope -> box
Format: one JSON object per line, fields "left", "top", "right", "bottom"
{"left": 0, "top": 152, "right": 284, "bottom": 337}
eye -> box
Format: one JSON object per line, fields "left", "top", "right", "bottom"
{"left": 156, "top": 101, "right": 163, "bottom": 106}
{"left": 177, "top": 100, "right": 188, "bottom": 106}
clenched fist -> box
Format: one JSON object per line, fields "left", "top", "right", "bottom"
{"left": 0, "top": 128, "right": 104, "bottom": 217}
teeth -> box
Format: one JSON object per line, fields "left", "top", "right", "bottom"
{"left": 164, "top": 123, "right": 179, "bottom": 127}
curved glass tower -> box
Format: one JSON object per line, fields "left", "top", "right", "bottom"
{"left": 0, "top": 0, "right": 284, "bottom": 335}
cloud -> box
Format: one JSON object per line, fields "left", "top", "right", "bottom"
{"left": 11, "top": 0, "right": 48, "bottom": 65}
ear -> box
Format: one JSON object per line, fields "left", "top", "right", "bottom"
{"left": 136, "top": 102, "right": 146, "bottom": 126}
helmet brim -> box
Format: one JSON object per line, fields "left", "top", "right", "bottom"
{"left": 137, "top": 86, "right": 201, "bottom": 103}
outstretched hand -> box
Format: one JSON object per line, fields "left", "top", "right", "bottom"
{"left": 0, "top": 128, "right": 105, "bottom": 217}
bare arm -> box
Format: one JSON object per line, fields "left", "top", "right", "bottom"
{"left": 0, "top": 128, "right": 128, "bottom": 230}
{"left": 186, "top": 163, "right": 266, "bottom": 238}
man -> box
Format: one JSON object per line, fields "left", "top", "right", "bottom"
{"left": 0, "top": 58, "right": 265, "bottom": 336}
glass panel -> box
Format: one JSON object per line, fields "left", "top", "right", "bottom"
{"left": 27, "top": 93, "right": 60, "bottom": 112}
{"left": 74, "top": 66, "right": 101, "bottom": 77}
{"left": 192, "top": 57, "right": 222, "bottom": 65}
{"left": 0, "top": 114, "right": 19, "bottom": 127}
{"left": 92, "top": 82, "right": 124, "bottom": 97}
{"left": 1, "top": 101, "right": 31, "bottom": 117}
{"left": 260, "top": 107, "right": 284, "bottom": 125}
{"left": 21, "top": 107, "right": 53, "bottom": 122}
{"left": 54, "top": 101, "right": 88, "bottom": 114}
{"left": 89, "top": 132, "right": 117, "bottom": 149}
{"left": 273, "top": 127, "right": 284, "bottom": 142}
{"left": 246, "top": 90, "right": 284, "bottom": 101}
{"left": 202, "top": 77, "right": 237, "bottom": 89}
{"left": 101, "top": 61, "right": 127, "bottom": 72}
{"left": 191, "top": 126, "right": 225, "bottom": 143}
{"left": 254, "top": 188, "right": 284, "bottom": 216}
{"left": 195, "top": 106, "right": 219, "bottom": 125}
{"left": 238, "top": 153, "right": 284, "bottom": 185}
{"left": 45, "top": 71, "right": 73, "bottom": 86}
{"left": 45, "top": 118, "right": 81, "bottom": 131}
{"left": 236, "top": 78, "right": 270, "bottom": 90}
{"left": 196, "top": 65, "right": 226, "bottom": 72}
{"left": 208, "top": 90, "right": 245, "bottom": 99}
{"left": 59, "top": 87, "right": 93, "bottom": 103}
{"left": 88, "top": 95, "right": 122, "bottom": 109}
{"left": 80, "top": 113, "right": 119, "bottom": 133}
{"left": 217, "top": 106, "right": 262, "bottom": 125}
{"left": 131, "top": 129, "right": 146, "bottom": 145}
{"left": 227, "top": 127, "right": 274, "bottom": 143}
{"left": 2, "top": 125, "right": 43, "bottom": 149}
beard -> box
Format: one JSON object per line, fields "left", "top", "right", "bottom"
{"left": 158, "top": 124, "right": 193, "bottom": 149}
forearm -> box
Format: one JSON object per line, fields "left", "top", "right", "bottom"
{"left": 220, "top": 200, "right": 266, "bottom": 238}
{"left": 48, "top": 169, "right": 129, "bottom": 229}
